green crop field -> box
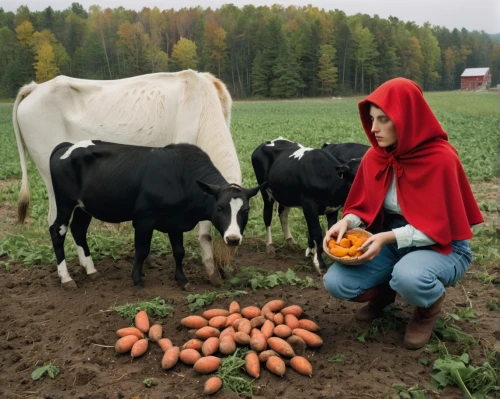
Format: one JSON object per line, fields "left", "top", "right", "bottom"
{"left": 0, "top": 91, "right": 498, "bottom": 268}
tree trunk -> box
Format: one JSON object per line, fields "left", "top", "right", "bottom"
{"left": 100, "top": 32, "right": 112, "bottom": 79}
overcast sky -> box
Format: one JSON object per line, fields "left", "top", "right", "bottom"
{"left": 2, "top": 0, "right": 499, "bottom": 34}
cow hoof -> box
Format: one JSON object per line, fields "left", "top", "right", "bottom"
{"left": 286, "top": 237, "right": 298, "bottom": 247}
{"left": 266, "top": 244, "right": 276, "bottom": 257}
{"left": 209, "top": 273, "right": 224, "bottom": 287}
{"left": 62, "top": 280, "right": 78, "bottom": 289}
{"left": 181, "top": 283, "right": 194, "bottom": 292}
{"left": 133, "top": 284, "right": 144, "bottom": 292}
{"left": 305, "top": 247, "right": 315, "bottom": 257}
{"left": 314, "top": 264, "right": 325, "bottom": 276}
{"left": 88, "top": 271, "right": 100, "bottom": 280}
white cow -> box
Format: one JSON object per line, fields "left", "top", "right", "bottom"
{"left": 13, "top": 69, "right": 241, "bottom": 287}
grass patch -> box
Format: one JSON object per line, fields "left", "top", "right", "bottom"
{"left": 187, "top": 290, "right": 247, "bottom": 312}
{"left": 112, "top": 297, "right": 174, "bottom": 322}
{"left": 391, "top": 383, "right": 428, "bottom": 399}
{"left": 355, "top": 308, "right": 400, "bottom": 342}
{"left": 225, "top": 266, "right": 315, "bottom": 290}
{"left": 328, "top": 353, "right": 346, "bottom": 364}
{"left": 216, "top": 348, "right": 253, "bottom": 396}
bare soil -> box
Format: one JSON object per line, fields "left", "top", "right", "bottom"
{"left": 0, "top": 181, "right": 498, "bottom": 399}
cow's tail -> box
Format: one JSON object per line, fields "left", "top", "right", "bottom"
{"left": 12, "top": 82, "right": 37, "bottom": 223}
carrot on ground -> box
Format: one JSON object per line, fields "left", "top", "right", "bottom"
{"left": 134, "top": 310, "right": 150, "bottom": 334}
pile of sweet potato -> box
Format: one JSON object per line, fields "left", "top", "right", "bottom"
{"left": 327, "top": 231, "right": 368, "bottom": 259}
{"left": 113, "top": 300, "right": 322, "bottom": 395}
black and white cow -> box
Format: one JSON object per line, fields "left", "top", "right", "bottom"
{"left": 251, "top": 138, "right": 369, "bottom": 274}
{"left": 49, "top": 141, "right": 262, "bottom": 289}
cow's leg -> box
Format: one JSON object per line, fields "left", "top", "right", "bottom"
{"left": 326, "top": 210, "right": 339, "bottom": 229}
{"left": 306, "top": 233, "right": 316, "bottom": 258}
{"left": 49, "top": 206, "right": 76, "bottom": 288}
{"left": 278, "top": 205, "right": 297, "bottom": 247}
{"left": 168, "top": 231, "right": 192, "bottom": 291}
{"left": 132, "top": 221, "right": 154, "bottom": 288}
{"left": 70, "top": 207, "right": 99, "bottom": 280}
{"left": 263, "top": 196, "right": 276, "bottom": 256}
{"left": 198, "top": 221, "right": 223, "bottom": 286}
{"left": 301, "top": 198, "right": 327, "bottom": 275}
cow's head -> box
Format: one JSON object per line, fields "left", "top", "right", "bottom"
{"left": 197, "top": 181, "right": 264, "bottom": 246}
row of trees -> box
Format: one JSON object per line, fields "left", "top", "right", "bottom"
{"left": 0, "top": 3, "right": 498, "bottom": 98}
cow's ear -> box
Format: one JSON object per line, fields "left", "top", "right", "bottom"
{"left": 243, "top": 182, "right": 266, "bottom": 199}
{"left": 321, "top": 142, "right": 330, "bottom": 149}
{"left": 197, "top": 181, "right": 222, "bottom": 196}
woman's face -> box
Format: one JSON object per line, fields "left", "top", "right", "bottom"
{"left": 369, "top": 105, "right": 397, "bottom": 148}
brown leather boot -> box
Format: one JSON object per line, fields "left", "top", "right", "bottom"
{"left": 404, "top": 293, "right": 446, "bottom": 349}
{"left": 351, "top": 282, "right": 397, "bottom": 322}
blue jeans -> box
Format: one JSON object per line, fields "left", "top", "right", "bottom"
{"left": 323, "top": 219, "right": 473, "bottom": 308}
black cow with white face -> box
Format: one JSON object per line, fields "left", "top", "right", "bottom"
{"left": 49, "top": 141, "right": 261, "bottom": 290}
{"left": 251, "top": 137, "right": 362, "bottom": 274}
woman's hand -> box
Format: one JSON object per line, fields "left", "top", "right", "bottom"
{"left": 325, "top": 218, "right": 350, "bottom": 245}
{"left": 357, "top": 231, "right": 397, "bottom": 261}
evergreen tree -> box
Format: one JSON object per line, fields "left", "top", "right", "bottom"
{"left": 251, "top": 50, "right": 268, "bottom": 97}
{"left": 271, "top": 40, "right": 304, "bottom": 98}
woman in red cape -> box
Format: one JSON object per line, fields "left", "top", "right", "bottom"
{"left": 323, "top": 78, "right": 483, "bottom": 349}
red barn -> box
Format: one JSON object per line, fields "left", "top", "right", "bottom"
{"left": 461, "top": 68, "right": 491, "bottom": 90}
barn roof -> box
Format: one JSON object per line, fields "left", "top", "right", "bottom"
{"left": 461, "top": 68, "right": 490, "bottom": 77}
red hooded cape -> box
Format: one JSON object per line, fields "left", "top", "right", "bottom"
{"left": 342, "top": 78, "right": 483, "bottom": 254}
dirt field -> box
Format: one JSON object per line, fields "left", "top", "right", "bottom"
{"left": 0, "top": 183, "right": 499, "bottom": 399}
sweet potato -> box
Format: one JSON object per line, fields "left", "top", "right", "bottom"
{"left": 264, "top": 299, "right": 286, "bottom": 312}
{"left": 284, "top": 314, "right": 300, "bottom": 330}
{"left": 286, "top": 335, "right": 307, "bottom": 356}
{"left": 273, "top": 313, "right": 284, "bottom": 325}
{"left": 280, "top": 305, "right": 303, "bottom": 318}
{"left": 236, "top": 318, "right": 252, "bottom": 335}
{"left": 354, "top": 237, "right": 367, "bottom": 247}
{"left": 258, "top": 349, "right": 278, "bottom": 363}
{"left": 116, "top": 327, "right": 144, "bottom": 340}
{"left": 290, "top": 356, "right": 312, "bottom": 377}
{"left": 260, "top": 320, "right": 275, "bottom": 340}
{"left": 346, "top": 234, "right": 359, "bottom": 244}
{"left": 266, "top": 355, "right": 286, "bottom": 376}
{"left": 115, "top": 335, "right": 139, "bottom": 354}
{"left": 193, "top": 356, "right": 221, "bottom": 374}
{"left": 179, "top": 348, "right": 202, "bottom": 365}
{"left": 225, "top": 313, "right": 242, "bottom": 327}
{"left": 148, "top": 324, "right": 163, "bottom": 342}
{"left": 234, "top": 331, "right": 251, "bottom": 345}
{"left": 249, "top": 329, "right": 267, "bottom": 352}
{"left": 201, "top": 337, "right": 220, "bottom": 356}
{"left": 134, "top": 310, "right": 150, "bottom": 334}
{"left": 329, "top": 246, "right": 349, "bottom": 257}
{"left": 159, "top": 338, "right": 174, "bottom": 352}
{"left": 208, "top": 315, "right": 228, "bottom": 329}
{"left": 339, "top": 238, "right": 352, "bottom": 248}
{"left": 204, "top": 376, "right": 223, "bottom": 395}
{"left": 195, "top": 326, "right": 220, "bottom": 340}
{"left": 161, "top": 346, "right": 180, "bottom": 369}
{"left": 273, "top": 324, "right": 292, "bottom": 338}
{"left": 245, "top": 351, "right": 260, "bottom": 378}
{"left": 202, "top": 309, "right": 230, "bottom": 319}
{"left": 181, "top": 315, "right": 208, "bottom": 329}
{"left": 130, "top": 338, "right": 148, "bottom": 358}
{"left": 297, "top": 319, "right": 320, "bottom": 332}
{"left": 219, "top": 335, "right": 236, "bottom": 355}
{"left": 348, "top": 245, "right": 358, "bottom": 257}
{"left": 267, "top": 337, "right": 295, "bottom": 357}
{"left": 241, "top": 306, "right": 262, "bottom": 319}
{"left": 292, "top": 328, "right": 323, "bottom": 347}
{"left": 261, "top": 305, "right": 275, "bottom": 321}
{"left": 219, "top": 326, "right": 235, "bottom": 341}
{"left": 229, "top": 301, "right": 240, "bottom": 314}
{"left": 182, "top": 338, "right": 203, "bottom": 351}
{"left": 250, "top": 316, "right": 266, "bottom": 329}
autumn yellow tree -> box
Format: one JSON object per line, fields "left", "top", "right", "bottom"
{"left": 204, "top": 22, "right": 228, "bottom": 77}
{"left": 171, "top": 37, "right": 198, "bottom": 70}
{"left": 117, "top": 21, "right": 150, "bottom": 73}
{"left": 15, "top": 20, "right": 35, "bottom": 50}
{"left": 34, "top": 42, "right": 59, "bottom": 82}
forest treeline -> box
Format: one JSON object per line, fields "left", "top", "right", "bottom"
{"left": 0, "top": 3, "right": 498, "bottom": 98}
